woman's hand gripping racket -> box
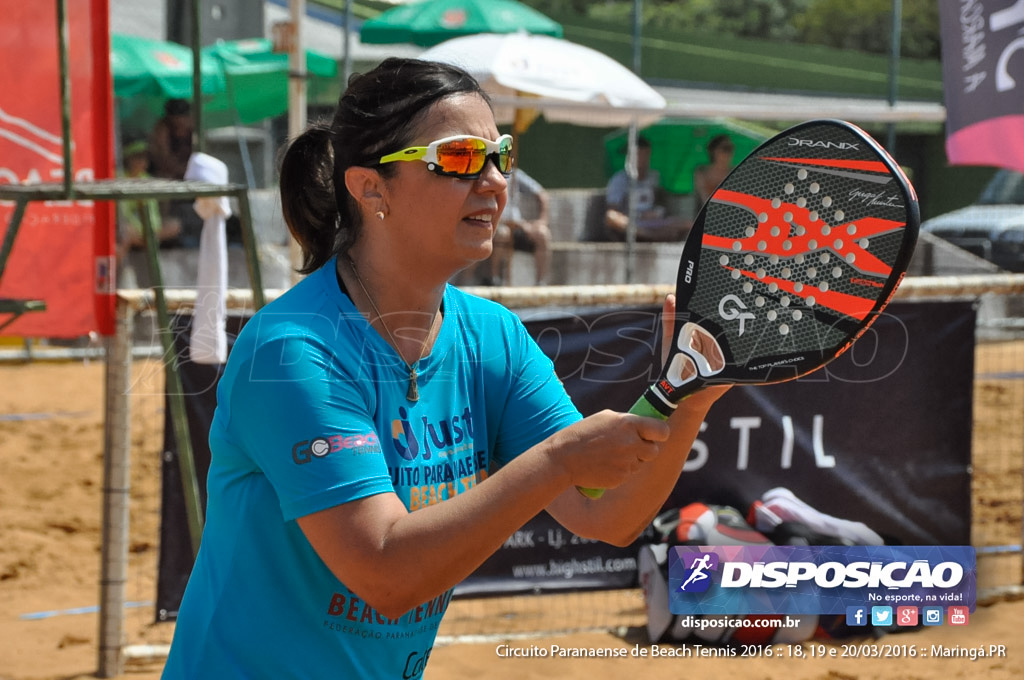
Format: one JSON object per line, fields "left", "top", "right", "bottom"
{"left": 579, "top": 119, "right": 920, "bottom": 499}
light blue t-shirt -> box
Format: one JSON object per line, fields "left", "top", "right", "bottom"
{"left": 162, "top": 256, "right": 581, "bottom": 679}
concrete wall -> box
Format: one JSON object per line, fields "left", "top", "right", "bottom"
{"left": 122, "top": 187, "right": 1005, "bottom": 291}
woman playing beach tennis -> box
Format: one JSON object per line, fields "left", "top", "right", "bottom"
{"left": 161, "top": 58, "right": 727, "bottom": 679}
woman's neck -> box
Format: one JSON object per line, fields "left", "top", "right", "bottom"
{"left": 337, "top": 249, "right": 444, "bottom": 364}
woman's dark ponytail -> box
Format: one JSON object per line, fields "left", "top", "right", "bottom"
{"left": 278, "top": 123, "right": 347, "bottom": 274}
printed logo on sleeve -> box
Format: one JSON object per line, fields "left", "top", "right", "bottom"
{"left": 292, "top": 433, "right": 380, "bottom": 464}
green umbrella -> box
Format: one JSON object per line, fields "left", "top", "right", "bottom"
{"left": 203, "top": 38, "right": 338, "bottom": 125}
{"left": 604, "top": 118, "right": 775, "bottom": 195}
{"left": 111, "top": 33, "right": 338, "bottom": 137}
{"left": 112, "top": 33, "right": 223, "bottom": 134}
{"left": 360, "top": 0, "right": 562, "bottom": 47}
{"left": 204, "top": 37, "right": 337, "bottom": 80}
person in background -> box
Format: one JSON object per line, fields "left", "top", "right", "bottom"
{"left": 487, "top": 167, "right": 551, "bottom": 285}
{"left": 116, "top": 140, "right": 181, "bottom": 289}
{"left": 693, "top": 134, "right": 736, "bottom": 210}
{"left": 148, "top": 98, "right": 193, "bottom": 180}
{"left": 148, "top": 98, "right": 202, "bottom": 247}
{"left": 604, "top": 136, "right": 690, "bottom": 242}
{"left": 161, "top": 57, "right": 727, "bottom": 679}
{"left": 118, "top": 140, "right": 181, "bottom": 249}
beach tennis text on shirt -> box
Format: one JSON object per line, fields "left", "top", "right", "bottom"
{"left": 669, "top": 545, "right": 976, "bottom": 617}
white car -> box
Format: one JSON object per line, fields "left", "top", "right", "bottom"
{"left": 922, "top": 170, "right": 1024, "bottom": 272}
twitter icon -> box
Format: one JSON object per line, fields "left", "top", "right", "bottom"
{"left": 871, "top": 606, "right": 893, "bottom": 626}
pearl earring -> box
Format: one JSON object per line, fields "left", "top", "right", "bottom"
{"left": 375, "top": 210, "right": 385, "bottom": 221}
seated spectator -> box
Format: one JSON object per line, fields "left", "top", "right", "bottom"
{"left": 148, "top": 98, "right": 203, "bottom": 247}
{"left": 693, "top": 134, "right": 736, "bottom": 210}
{"left": 604, "top": 136, "right": 690, "bottom": 242}
{"left": 117, "top": 140, "right": 182, "bottom": 288}
{"left": 454, "top": 167, "right": 552, "bottom": 287}
{"left": 489, "top": 167, "right": 551, "bottom": 285}
{"left": 148, "top": 98, "right": 193, "bottom": 180}
{"left": 118, "top": 140, "right": 181, "bottom": 249}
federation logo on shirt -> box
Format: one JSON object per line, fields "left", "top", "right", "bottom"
{"left": 292, "top": 433, "right": 380, "bottom": 464}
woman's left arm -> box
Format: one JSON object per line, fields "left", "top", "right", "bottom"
{"left": 545, "top": 295, "right": 730, "bottom": 546}
{"left": 545, "top": 384, "right": 727, "bottom": 546}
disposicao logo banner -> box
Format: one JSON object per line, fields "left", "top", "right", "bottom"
{"left": 669, "top": 545, "right": 975, "bottom": 616}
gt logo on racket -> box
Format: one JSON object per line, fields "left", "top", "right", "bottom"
{"left": 718, "top": 295, "right": 755, "bottom": 335}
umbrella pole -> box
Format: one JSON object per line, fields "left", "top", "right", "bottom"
{"left": 625, "top": 120, "right": 639, "bottom": 283}
{"left": 343, "top": 0, "right": 354, "bottom": 84}
{"left": 216, "top": 54, "right": 257, "bottom": 190}
{"left": 288, "top": 0, "right": 307, "bottom": 285}
{"left": 191, "top": 0, "right": 204, "bottom": 152}
{"left": 56, "top": 0, "right": 73, "bottom": 199}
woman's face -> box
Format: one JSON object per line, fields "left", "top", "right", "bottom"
{"left": 378, "top": 93, "right": 508, "bottom": 272}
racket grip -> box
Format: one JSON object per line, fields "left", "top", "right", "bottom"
{"left": 576, "top": 392, "right": 672, "bottom": 499}
{"left": 628, "top": 392, "right": 673, "bottom": 421}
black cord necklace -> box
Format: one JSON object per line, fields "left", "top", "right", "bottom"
{"left": 346, "top": 255, "right": 432, "bottom": 402}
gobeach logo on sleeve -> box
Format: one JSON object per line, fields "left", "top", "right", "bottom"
{"left": 669, "top": 545, "right": 976, "bottom": 617}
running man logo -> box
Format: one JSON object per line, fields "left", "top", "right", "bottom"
{"left": 680, "top": 552, "right": 720, "bottom": 593}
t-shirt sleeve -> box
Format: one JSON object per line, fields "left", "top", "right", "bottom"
{"left": 606, "top": 171, "right": 627, "bottom": 208}
{"left": 489, "top": 313, "right": 582, "bottom": 468}
{"left": 220, "top": 329, "right": 393, "bottom": 521}
{"left": 515, "top": 169, "right": 544, "bottom": 198}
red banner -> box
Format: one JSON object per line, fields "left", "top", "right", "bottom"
{"left": 0, "top": 0, "right": 115, "bottom": 337}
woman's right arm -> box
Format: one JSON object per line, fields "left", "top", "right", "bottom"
{"left": 297, "top": 410, "right": 669, "bottom": 619}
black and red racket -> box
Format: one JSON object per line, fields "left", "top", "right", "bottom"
{"left": 580, "top": 120, "right": 919, "bottom": 499}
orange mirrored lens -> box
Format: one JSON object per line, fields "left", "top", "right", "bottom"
{"left": 435, "top": 138, "right": 513, "bottom": 176}
{"left": 436, "top": 139, "right": 488, "bottom": 175}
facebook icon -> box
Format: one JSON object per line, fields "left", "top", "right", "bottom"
{"left": 846, "top": 606, "right": 868, "bottom": 627}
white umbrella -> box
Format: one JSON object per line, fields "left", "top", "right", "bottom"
{"left": 419, "top": 32, "right": 666, "bottom": 131}
{"left": 421, "top": 32, "right": 666, "bottom": 282}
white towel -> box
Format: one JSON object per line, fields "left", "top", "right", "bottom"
{"left": 752, "top": 487, "right": 884, "bottom": 546}
{"left": 185, "top": 153, "right": 230, "bottom": 365}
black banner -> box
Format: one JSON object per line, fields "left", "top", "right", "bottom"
{"left": 939, "top": 0, "right": 1024, "bottom": 172}
{"left": 158, "top": 301, "right": 974, "bottom": 615}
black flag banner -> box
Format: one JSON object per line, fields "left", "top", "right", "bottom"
{"left": 939, "top": 0, "right": 1024, "bottom": 172}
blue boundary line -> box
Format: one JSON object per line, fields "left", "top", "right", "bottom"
{"left": 976, "top": 545, "right": 1023, "bottom": 555}
{"left": 0, "top": 410, "right": 92, "bottom": 422}
{"left": 19, "top": 601, "right": 152, "bottom": 621}
{"left": 977, "top": 372, "right": 1024, "bottom": 380}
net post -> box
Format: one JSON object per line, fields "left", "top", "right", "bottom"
{"left": 97, "top": 296, "right": 134, "bottom": 677}
{"left": 234, "top": 188, "right": 266, "bottom": 310}
{"left": 140, "top": 204, "right": 205, "bottom": 554}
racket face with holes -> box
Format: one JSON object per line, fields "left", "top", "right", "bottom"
{"left": 647, "top": 119, "right": 919, "bottom": 414}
